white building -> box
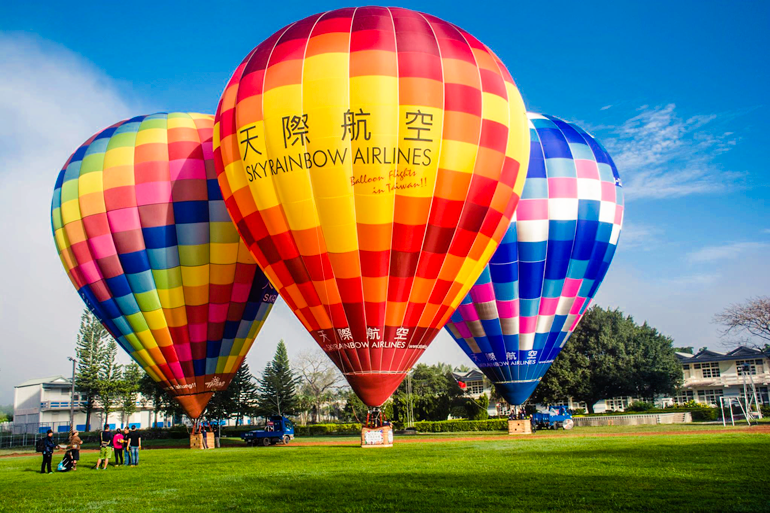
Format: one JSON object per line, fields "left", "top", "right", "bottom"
{"left": 12, "top": 375, "right": 173, "bottom": 434}
{"left": 675, "top": 347, "right": 769, "bottom": 407}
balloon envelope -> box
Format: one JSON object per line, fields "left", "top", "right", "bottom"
{"left": 445, "top": 113, "right": 624, "bottom": 405}
{"left": 214, "top": 7, "right": 530, "bottom": 406}
{"left": 51, "top": 113, "right": 277, "bottom": 419}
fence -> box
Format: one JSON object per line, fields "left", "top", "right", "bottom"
{"left": 0, "top": 427, "right": 73, "bottom": 450}
{"left": 573, "top": 412, "right": 692, "bottom": 427}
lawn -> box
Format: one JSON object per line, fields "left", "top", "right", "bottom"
{"left": 0, "top": 427, "right": 768, "bottom": 512}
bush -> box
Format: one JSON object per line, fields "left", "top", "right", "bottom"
{"left": 761, "top": 405, "right": 770, "bottom": 418}
{"left": 411, "top": 419, "right": 507, "bottom": 433}
{"left": 295, "top": 423, "right": 362, "bottom": 436}
{"left": 626, "top": 401, "right": 655, "bottom": 412}
{"left": 690, "top": 408, "right": 718, "bottom": 421}
{"left": 573, "top": 408, "right": 586, "bottom": 415}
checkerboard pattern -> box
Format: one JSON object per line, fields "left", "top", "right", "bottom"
{"left": 214, "top": 7, "right": 530, "bottom": 406}
{"left": 51, "top": 113, "right": 277, "bottom": 419}
{"left": 444, "top": 113, "right": 624, "bottom": 405}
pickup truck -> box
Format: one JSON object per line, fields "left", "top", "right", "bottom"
{"left": 241, "top": 416, "right": 295, "bottom": 446}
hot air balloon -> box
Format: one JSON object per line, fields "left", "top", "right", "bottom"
{"left": 445, "top": 112, "right": 624, "bottom": 406}
{"left": 51, "top": 112, "right": 278, "bottom": 419}
{"left": 214, "top": 7, "right": 530, "bottom": 408}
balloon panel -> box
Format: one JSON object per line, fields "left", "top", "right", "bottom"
{"left": 214, "top": 7, "right": 530, "bottom": 406}
{"left": 444, "top": 113, "right": 624, "bottom": 405}
{"left": 51, "top": 113, "right": 277, "bottom": 418}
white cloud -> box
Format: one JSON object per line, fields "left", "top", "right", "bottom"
{"left": 0, "top": 33, "right": 140, "bottom": 404}
{"left": 686, "top": 242, "right": 769, "bottom": 263}
{"left": 601, "top": 104, "right": 743, "bottom": 200}
{"left": 600, "top": 104, "right": 613, "bottom": 111}
{"left": 617, "top": 222, "right": 662, "bottom": 250}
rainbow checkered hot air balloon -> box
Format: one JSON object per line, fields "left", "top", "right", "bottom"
{"left": 51, "top": 113, "right": 277, "bottom": 419}
{"left": 444, "top": 113, "right": 624, "bottom": 405}
{"left": 214, "top": 7, "right": 530, "bottom": 407}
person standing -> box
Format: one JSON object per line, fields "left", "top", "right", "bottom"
{"left": 40, "top": 430, "right": 56, "bottom": 474}
{"left": 112, "top": 428, "right": 125, "bottom": 466}
{"left": 95, "top": 424, "right": 113, "bottom": 470}
{"left": 126, "top": 425, "right": 141, "bottom": 466}
{"left": 200, "top": 422, "right": 208, "bottom": 450}
{"left": 68, "top": 430, "right": 82, "bottom": 471}
{"left": 122, "top": 428, "right": 131, "bottom": 466}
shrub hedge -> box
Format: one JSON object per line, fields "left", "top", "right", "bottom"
{"left": 411, "top": 419, "right": 507, "bottom": 432}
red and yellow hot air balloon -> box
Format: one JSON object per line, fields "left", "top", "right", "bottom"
{"left": 214, "top": 7, "right": 530, "bottom": 407}
{"left": 51, "top": 113, "right": 278, "bottom": 419}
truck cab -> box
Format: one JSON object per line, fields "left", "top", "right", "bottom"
{"left": 241, "top": 416, "right": 295, "bottom": 446}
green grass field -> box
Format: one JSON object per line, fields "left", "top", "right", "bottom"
{"left": 0, "top": 426, "right": 768, "bottom": 512}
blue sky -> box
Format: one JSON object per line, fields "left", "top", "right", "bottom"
{"left": 0, "top": 1, "right": 768, "bottom": 403}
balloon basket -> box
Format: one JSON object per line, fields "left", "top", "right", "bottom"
{"left": 508, "top": 419, "right": 532, "bottom": 435}
{"left": 361, "top": 425, "right": 394, "bottom": 448}
{"left": 190, "top": 433, "right": 215, "bottom": 449}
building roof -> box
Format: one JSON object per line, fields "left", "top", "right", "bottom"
{"left": 15, "top": 375, "right": 71, "bottom": 388}
{"left": 676, "top": 346, "right": 769, "bottom": 364}
{"left": 452, "top": 369, "right": 485, "bottom": 382}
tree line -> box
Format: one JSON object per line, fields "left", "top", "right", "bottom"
{"left": 73, "top": 302, "right": 723, "bottom": 427}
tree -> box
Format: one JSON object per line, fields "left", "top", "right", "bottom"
{"left": 138, "top": 374, "right": 164, "bottom": 428}
{"left": 627, "top": 323, "right": 683, "bottom": 401}
{"left": 230, "top": 363, "right": 260, "bottom": 423}
{"left": 715, "top": 296, "right": 770, "bottom": 350}
{"left": 119, "top": 363, "right": 142, "bottom": 425}
{"left": 256, "top": 341, "right": 299, "bottom": 416}
{"left": 530, "top": 306, "right": 682, "bottom": 412}
{"left": 74, "top": 309, "right": 110, "bottom": 431}
{"left": 96, "top": 340, "right": 122, "bottom": 425}
{"left": 295, "top": 350, "right": 344, "bottom": 423}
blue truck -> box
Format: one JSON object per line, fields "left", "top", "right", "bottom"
{"left": 241, "top": 416, "right": 295, "bottom": 446}
{"left": 531, "top": 406, "right": 574, "bottom": 431}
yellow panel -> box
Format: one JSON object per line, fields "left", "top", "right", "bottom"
{"left": 481, "top": 93, "right": 510, "bottom": 126}
{"left": 143, "top": 308, "right": 168, "bottom": 331}
{"left": 167, "top": 116, "right": 196, "bottom": 130}
{"left": 210, "top": 243, "right": 239, "bottom": 265}
{"left": 282, "top": 198, "right": 321, "bottom": 232}
{"left": 350, "top": 76, "right": 399, "bottom": 106}
{"left": 437, "top": 140, "right": 478, "bottom": 174}
{"left": 60, "top": 200, "right": 82, "bottom": 224}
{"left": 136, "top": 329, "right": 158, "bottom": 349}
{"left": 103, "top": 147, "right": 135, "bottom": 168}
{"left": 135, "top": 128, "right": 168, "bottom": 146}
{"left": 77, "top": 171, "right": 104, "bottom": 196}
{"left": 181, "top": 265, "right": 209, "bottom": 287}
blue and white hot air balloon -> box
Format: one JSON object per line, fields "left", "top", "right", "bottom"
{"left": 444, "top": 112, "right": 624, "bottom": 405}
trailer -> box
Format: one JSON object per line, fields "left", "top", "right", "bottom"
{"left": 241, "top": 416, "right": 295, "bottom": 446}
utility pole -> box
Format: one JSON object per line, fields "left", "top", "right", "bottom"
{"left": 67, "top": 357, "right": 77, "bottom": 432}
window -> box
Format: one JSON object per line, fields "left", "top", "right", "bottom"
{"left": 467, "top": 381, "right": 484, "bottom": 395}
{"left": 694, "top": 362, "right": 720, "bottom": 378}
{"left": 682, "top": 365, "right": 690, "bottom": 370}
{"left": 675, "top": 390, "right": 694, "bottom": 405}
{"left": 736, "top": 359, "right": 764, "bottom": 376}
{"left": 757, "top": 387, "right": 769, "bottom": 405}
{"left": 605, "top": 397, "right": 629, "bottom": 411}
{"left": 698, "top": 389, "right": 723, "bottom": 406}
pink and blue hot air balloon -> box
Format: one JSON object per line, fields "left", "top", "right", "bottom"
{"left": 444, "top": 112, "right": 624, "bottom": 405}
